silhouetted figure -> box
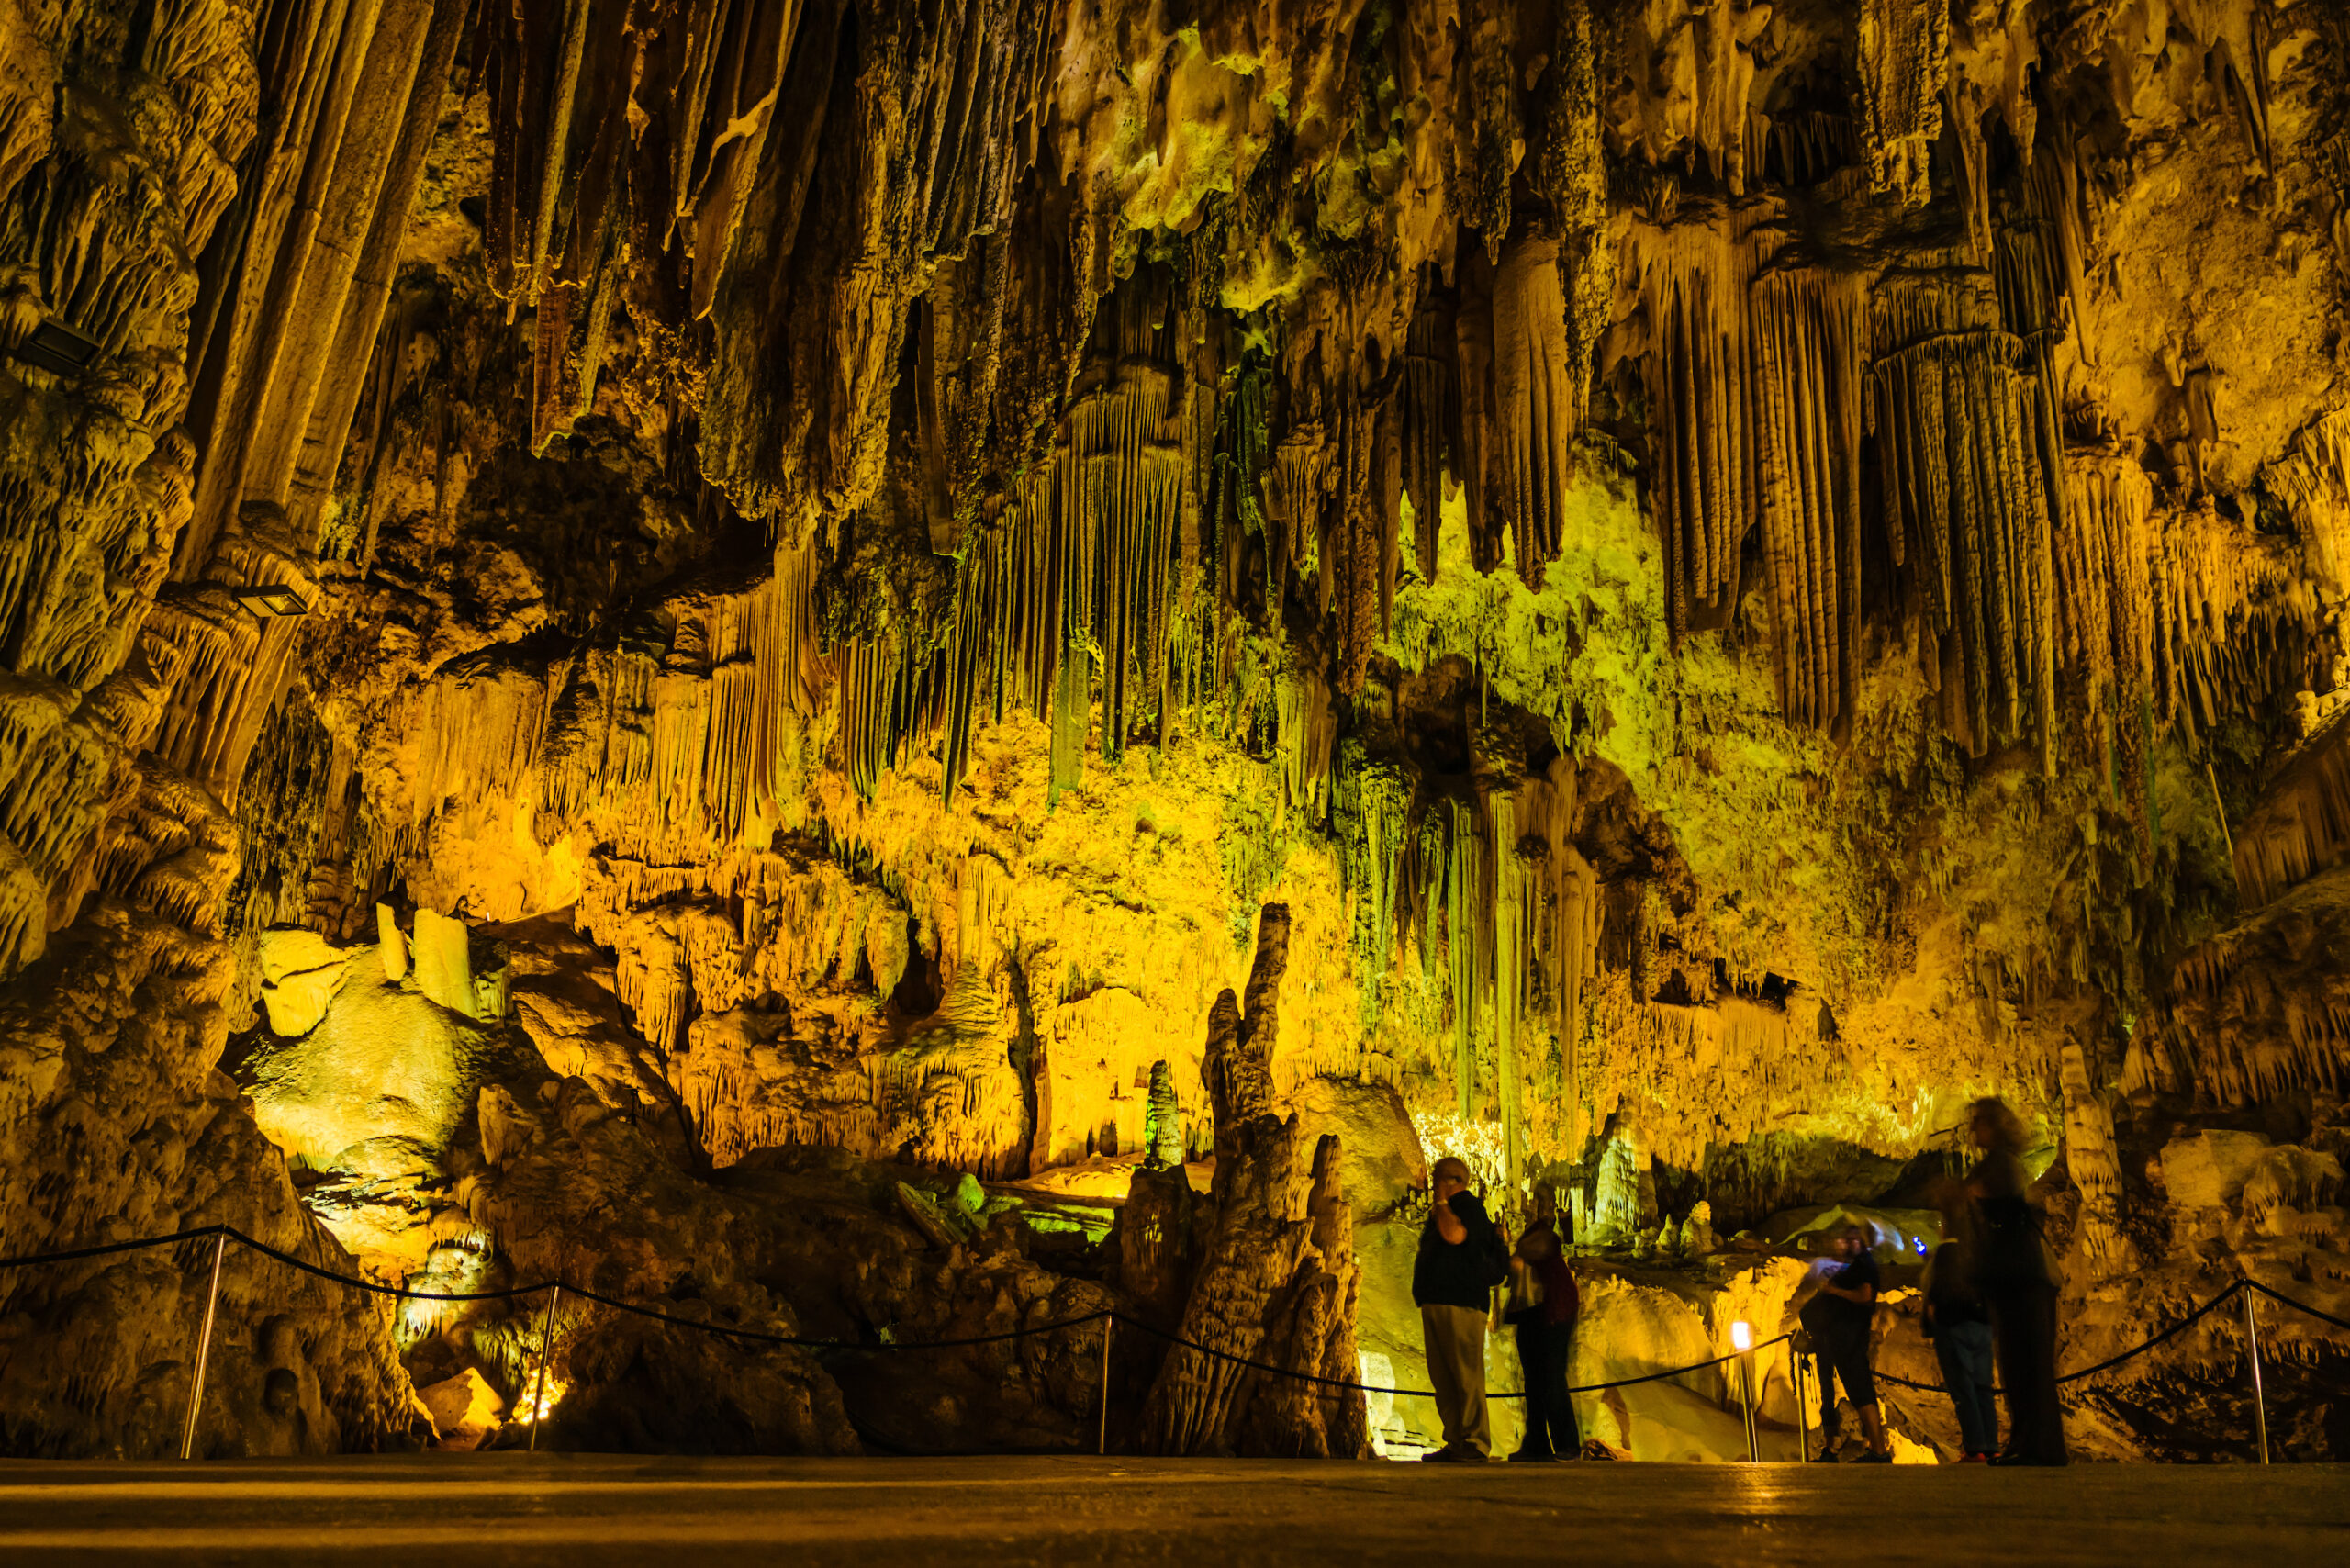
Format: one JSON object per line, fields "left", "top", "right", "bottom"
{"left": 1966, "top": 1096, "right": 2068, "bottom": 1465}
{"left": 1922, "top": 1217, "right": 1998, "bottom": 1462}
{"left": 1799, "top": 1224, "right": 1892, "bottom": 1462}
{"left": 1413, "top": 1156, "right": 1508, "bottom": 1462}
{"left": 1505, "top": 1214, "right": 1580, "bottom": 1462}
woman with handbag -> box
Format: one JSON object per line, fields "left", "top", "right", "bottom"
{"left": 1503, "top": 1215, "right": 1581, "bottom": 1462}
{"left": 1964, "top": 1097, "right": 2069, "bottom": 1466}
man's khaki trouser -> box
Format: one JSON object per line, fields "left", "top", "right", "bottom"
{"left": 1420, "top": 1303, "right": 1492, "bottom": 1456}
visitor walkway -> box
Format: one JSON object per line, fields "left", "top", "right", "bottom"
{"left": 0, "top": 1453, "right": 2340, "bottom": 1564}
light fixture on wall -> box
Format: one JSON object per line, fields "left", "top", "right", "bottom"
{"left": 228, "top": 583, "right": 309, "bottom": 618}
{"left": 10, "top": 316, "right": 102, "bottom": 377}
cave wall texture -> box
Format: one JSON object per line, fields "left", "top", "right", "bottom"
{"left": 1, "top": 0, "right": 2347, "bottom": 1462}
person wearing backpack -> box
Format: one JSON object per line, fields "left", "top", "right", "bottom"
{"left": 1504, "top": 1211, "right": 1581, "bottom": 1462}
{"left": 1414, "top": 1157, "right": 1510, "bottom": 1462}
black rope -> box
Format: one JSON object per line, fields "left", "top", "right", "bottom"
{"left": 229, "top": 1226, "right": 556, "bottom": 1303}
{"left": 2250, "top": 1281, "right": 2350, "bottom": 1335}
{"left": 560, "top": 1279, "right": 1113, "bottom": 1351}
{"left": 0, "top": 1224, "right": 228, "bottom": 1268}
{"left": 1872, "top": 1279, "right": 2249, "bottom": 1394}
{"left": 1567, "top": 1337, "right": 1790, "bottom": 1395}
{"left": 1116, "top": 1314, "right": 1464, "bottom": 1396}
{"left": 9, "top": 1225, "right": 2329, "bottom": 1405}
{"left": 2055, "top": 1279, "right": 2246, "bottom": 1385}
{"left": 1, "top": 1223, "right": 1114, "bottom": 1350}
{"left": 1121, "top": 1313, "right": 1789, "bottom": 1399}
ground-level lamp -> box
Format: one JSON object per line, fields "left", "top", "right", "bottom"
{"left": 228, "top": 582, "right": 309, "bottom": 618}
{"left": 1731, "top": 1320, "right": 1760, "bottom": 1463}
{"left": 9, "top": 315, "right": 102, "bottom": 377}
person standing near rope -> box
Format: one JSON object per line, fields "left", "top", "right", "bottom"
{"left": 1966, "top": 1097, "right": 2069, "bottom": 1465}
{"left": 1799, "top": 1225, "right": 1893, "bottom": 1462}
{"left": 1922, "top": 1190, "right": 1998, "bottom": 1462}
{"left": 1414, "top": 1157, "right": 1510, "bottom": 1462}
{"left": 1504, "top": 1209, "right": 1581, "bottom": 1462}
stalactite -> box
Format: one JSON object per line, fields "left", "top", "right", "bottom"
{"left": 1856, "top": 0, "right": 1949, "bottom": 207}
{"left": 2271, "top": 409, "right": 2350, "bottom": 595}
{"left": 1867, "top": 265, "right": 2053, "bottom": 765}
{"left": 1749, "top": 262, "right": 1865, "bottom": 732}
{"left": 1629, "top": 205, "right": 1768, "bottom": 641}
{"left": 1399, "top": 279, "right": 1455, "bottom": 584}
{"left": 1334, "top": 744, "right": 1408, "bottom": 1033}
{"left": 1491, "top": 234, "right": 1581, "bottom": 586}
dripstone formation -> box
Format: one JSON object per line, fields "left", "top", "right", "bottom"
{"left": 0, "top": 0, "right": 2345, "bottom": 1462}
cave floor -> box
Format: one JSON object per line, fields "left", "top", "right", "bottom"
{"left": 0, "top": 1453, "right": 2338, "bottom": 1565}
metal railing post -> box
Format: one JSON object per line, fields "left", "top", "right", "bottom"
{"left": 529, "top": 1283, "right": 561, "bottom": 1452}
{"left": 178, "top": 1231, "right": 227, "bottom": 1461}
{"left": 1792, "top": 1348, "right": 1809, "bottom": 1462}
{"left": 1098, "top": 1315, "right": 1113, "bottom": 1456}
{"left": 2243, "top": 1284, "right": 2269, "bottom": 1464}
{"left": 1738, "top": 1350, "right": 1759, "bottom": 1463}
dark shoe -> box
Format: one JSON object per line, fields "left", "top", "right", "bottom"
{"left": 1808, "top": 1449, "right": 1841, "bottom": 1463}
{"left": 1421, "top": 1446, "right": 1460, "bottom": 1462}
{"left": 1455, "top": 1448, "right": 1491, "bottom": 1463}
{"left": 1852, "top": 1450, "right": 1892, "bottom": 1464}
{"left": 1506, "top": 1450, "right": 1558, "bottom": 1463}
{"left": 1959, "top": 1452, "right": 1990, "bottom": 1464}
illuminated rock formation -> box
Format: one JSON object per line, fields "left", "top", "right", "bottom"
{"left": 0, "top": 0, "right": 2345, "bottom": 1462}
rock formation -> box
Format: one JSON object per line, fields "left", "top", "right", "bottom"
{"left": 0, "top": 0, "right": 2345, "bottom": 1462}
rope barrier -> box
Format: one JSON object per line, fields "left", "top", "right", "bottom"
{"left": 0, "top": 1225, "right": 1794, "bottom": 1398}
{"left": 5, "top": 1225, "right": 2343, "bottom": 1409}
{"left": 2249, "top": 1281, "right": 2350, "bottom": 1335}
{"left": 1870, "top": 1277, "right": 2340, "bottom": 1394}
{"left": 0, "top": 1224, "right": 229, "bottom": 1269}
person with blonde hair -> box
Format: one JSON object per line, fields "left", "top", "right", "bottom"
{"left": 1965, "top": 1096, "right": 2068, "bottom": 1465}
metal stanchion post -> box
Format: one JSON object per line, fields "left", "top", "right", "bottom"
{"left": 178, "top": 1232, "right": 227, "bottom": 1461}
{"left": 1791, "top": 1347, "right": 1810, "bottom": 1462}
{"left": 1730, "top": 1323, "right": 1759, "bottom": 1462}
{"left": 1098, "top": 1316, "right": 1113, "bottom": 1457}
{"left": 529, "top": 1283, "right": 561, "bottom": 1453}
{"left": 2243, "top": 1285, "right": 2269, "bottom": 1464}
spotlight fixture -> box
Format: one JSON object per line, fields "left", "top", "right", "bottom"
{"left": 10, "top": 316, "right": 102, "bottom": 377}
{"left": 229, "top": 583, "right": 309, "bottom": 618}
{"left": 1730, "top": 1320, "right": 1752, "bottom": 1351}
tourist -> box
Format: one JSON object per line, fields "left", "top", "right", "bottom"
{"left": 1504, "top": 1213, "right": 1581, "bottom": 1462}
{"left": 1965, "top": 1096, "right": 2068, "bottom": 1465}
{"left": 1799, "top": 1224, "right": 1892, "bottom": 1462}
{"left": 1414, "top": 1156, "right": 1508, "bottom": 1462}
{"left": 1921, "top": 1198, "right": 1998, "bottom": 1462}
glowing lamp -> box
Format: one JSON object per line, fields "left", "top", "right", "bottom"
{"left": 229, "top": 583, "right": 309, "bottom": 618}
{"left": 1731, "top": 1320, "right": 1752, "bottom": 1351}
{"left": 11, "top": 316, "right": 101, "bottom": 377}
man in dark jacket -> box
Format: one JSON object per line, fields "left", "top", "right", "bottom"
{"left": 1414, "top": 1157, "right": 1505, "bottom": 1462}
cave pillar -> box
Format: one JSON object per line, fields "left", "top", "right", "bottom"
{"left": 2059, "top": 1035, "right": 2135, "bottom": 1276}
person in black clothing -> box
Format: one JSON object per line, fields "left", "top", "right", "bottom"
{"left": 1504, "top": 1215, "right": 1580, "bottom": 1462}
{"left": 1798, "top": 1224, "right": 1892, "bottom": 1462}
{"left": 1966, "top": 1096, "right": 2068, "bottom": 1465}
{"left": 1927, "top": 1184, "right": 2002, "bottom": 1466}
{"left": 1413, "top": 1156, "right": 1508, "bottom": 1462}
{"left": 1922, "top": 1226, "right": 1998, "bottom": 1462}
